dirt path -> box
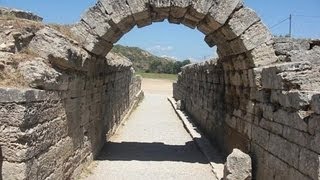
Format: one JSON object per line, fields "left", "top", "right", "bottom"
{"left": 82, "top": 78, "right": 217, "bottom": 180}
{"left": 141, "top": 78, "right": 174, "bottom": 96}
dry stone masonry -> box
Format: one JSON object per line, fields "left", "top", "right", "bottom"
{"left": 174, "top": 38, "right": 320, "bottom": 180}
{"left": 0, "top": 0, "right": 319, "bottom": 179}
{"left": 0, "top": 9, "right": 142, "bottom": 179}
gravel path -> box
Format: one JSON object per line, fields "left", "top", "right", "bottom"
{"left": 82, "top": 79, "right": 217, "bottom": 180}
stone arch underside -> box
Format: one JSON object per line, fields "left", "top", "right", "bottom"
{"left": 72, "top": 0, "right": 276, "bottom": 67}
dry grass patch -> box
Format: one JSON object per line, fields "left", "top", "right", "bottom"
{"left": 48, "top": 24, "right": 81, "bottom": 43}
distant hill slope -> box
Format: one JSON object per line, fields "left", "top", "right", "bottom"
{"left": 111, "top": 44, "right": 190, "bottom": 74}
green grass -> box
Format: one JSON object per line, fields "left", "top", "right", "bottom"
{"left": 136, "top": 72, "right": 178, "bottom": 81}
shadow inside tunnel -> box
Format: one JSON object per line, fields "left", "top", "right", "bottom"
{"left": 96, "top": 140, "right": 216, "bottom": 164}
{"left": 0, "top": 146, "right": 3, "bottom": 180}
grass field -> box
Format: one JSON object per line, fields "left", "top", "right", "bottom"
{"left": 136, "top": 72, "right": 178, "bottom": 81}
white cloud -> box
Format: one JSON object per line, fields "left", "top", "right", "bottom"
{"left": 146, "top": 45, "right": 174, "bottom": 53}
{"left": 160, "top": 55, "right": 178, "bottom": 60}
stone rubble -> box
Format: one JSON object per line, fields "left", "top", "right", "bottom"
{"left": 224, "top": 148, "right": 252, "bottom": 180}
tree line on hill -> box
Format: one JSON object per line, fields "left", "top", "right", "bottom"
{"left": 111, "top": 44, "right": 191, "bottom": 74}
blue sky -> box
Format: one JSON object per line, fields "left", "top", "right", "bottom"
{"left": 1, "top": 0, "right": 319, "bottom": 61}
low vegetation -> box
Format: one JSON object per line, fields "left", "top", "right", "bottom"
{"left": 136, "top": 72, "right": 178, "bottom": 81}
{"left": 111, "top": 44, "right": 191, "bottom": 74}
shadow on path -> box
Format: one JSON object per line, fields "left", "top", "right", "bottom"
{"left": 0, "top": 146, "right": 3, "bottom": 180}
{"left": 96, "top": 140, "right": 212, "bottom": 164}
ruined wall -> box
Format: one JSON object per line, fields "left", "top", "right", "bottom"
{"left": 173, "top": 38, "right": 320, "bottom": 180}
{"left": 0, "top": 14, "right": 143, "bottom": 179}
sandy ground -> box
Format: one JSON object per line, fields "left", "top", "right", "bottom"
{"left": 141, "top": 78, "right": 174, "bottom": 96}
{"left": 82, "top": 78, "right": 216, "bottom": 180}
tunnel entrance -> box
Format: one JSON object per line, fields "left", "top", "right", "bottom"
{"left": 1, "top": 0, "right": 319, "bottom": 180}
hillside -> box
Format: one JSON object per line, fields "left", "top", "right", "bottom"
{"left": 111, "top": 44, "right": 190, "bottom": 74}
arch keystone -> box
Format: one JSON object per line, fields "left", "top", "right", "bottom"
{"left": 81, "top": 4, "right": 123, "bottom": 43}
{"left": 99, "top": 0, "right": 136, "bottom": 33}
{"left": 182, "top": 0, "right": 217, "bottom": 29}
{"left": 149, "top": 0, "right": 171, "bottom": 22}
{"left": 127, "top": 0, "right": 152, "bottom": 28}
{"left": 169, "top": 0, "right": 191, "bottom": 24}
{"left": 220, "top": 7, "right": 260, "bottom": 40}
{"left": 198, "top": 0, "right": 242, "bottom": 34}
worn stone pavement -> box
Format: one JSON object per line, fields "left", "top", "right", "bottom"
{"left": 81, "top": 79, "right": 217, "bottom": 180}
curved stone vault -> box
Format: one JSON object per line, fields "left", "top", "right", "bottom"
{"left": 72, "top": 0, "right": 276, "bottom": 69}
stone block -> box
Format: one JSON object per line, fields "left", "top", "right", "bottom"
{"left": 2, "top": 161, "right": 28, "bottom": 180}
{"left": 81, "top": 4, "right": 122, "bottom": 43}
{"left": 261, "top": 61, "right": 312, "bottom": 90}
{"left": 312, "top": 94, "right": 320, "bottom": 114}
{"left": 268, "top": 133, "right": 300, "bottom": 168}
{"left": 252, "top": 125, "right": 269, "bottom": 149}
{"left": 0, "top": 88, "right": 60, "bottom": 103}
{"left": 247, "top": 43, "right": 277, "bottom": 68}
{"left": 127, "top": 0, "right": 152, "bottom": 27}
{"left": 271, "top": 90, "right": 313, "bottom": 110}
{"left": 230, "top": 21, "right": 272, "bottom": 54}
{"left": 288, "top": 167, "right": 312, "bottom": 180}
{"left": 221, "top": 7, "right": 260, "bottom": 40}
{"left": 259, "top": 118, "right": 282, "bottom": 135}
{"left": 199, "top": 0, "right": 243, "bottom": 35}
{"left": 149, "top": 0, "right": 171, "bottom": 22}
{"left": 99, "top": 0, "right": 136, "bottom": 33}
{"left": 273, "top": 109, "right": 309, "bottom": 132}
{"left": 264, "top": 151, "right": 290, "bottom": 179}
{"left": 182, "top": 0, "right": 216, "bottom": 29}
{"left": 308, "top": 114, "right": 320, "bottom": 135}
{"left": 169, "top": 0, "right": 191, "bottom": 24}
{"left": 299, "top": 148, "right": 320, "bottom": 180}
{"left": 282, "top": 126, "right": 309, "bottom": 147}
{"left": 224, "top": 148, "right": 252, "bottom": 180}
{"left": 72, "top": 22, "right": 112, "bottom": 56}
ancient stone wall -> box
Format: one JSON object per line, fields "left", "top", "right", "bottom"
{"left": 0, "top": 72, "right": 142, "bottom": 180}
{"left": 0, "top": 16, "right": 143, "bottom": 179}
{"left": 174, "top": 38, "right": 320, "bottom": 180}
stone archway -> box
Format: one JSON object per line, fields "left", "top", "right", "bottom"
{"left": 72, "top": 0, "right": 276, "bottom": 69}
{"left": 69, "top": 0, "right": 281, "bottom": 179}
{"left": 70, "top": 1, "right": 319, "bottom": 180}
{"left": 1, "top": 1, "right": 319, "bottom": 180}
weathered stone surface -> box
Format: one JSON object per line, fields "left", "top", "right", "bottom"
{"left": 99, "top": 0, "right": 136, "bottom": 33}
{"left": 28, "top": 27, "right": 90, "bottom": 71}
{"left": 182, "top": 0, "right": 216, "bottom": 29}
{"left": 0, "top": 7, "right": 43, "bottom": 21}
{"left": 199, "top": 0, "right": 243, "bottom": 34}
{"left": 224, "top": 148, "right": 252, "bottom": 180}
{"left": 2, "top": 161, "right": 28, "bottom": 180}
{"left": 221, "top": 7, "right": 260, "bottom": 40}
{"left": 312, "top": 94, "right": 320, "bottom": 114}
{"left": 299, "top": 148, "right": 320, "bottom": 180}
{"left": 81, "top": 3, "right": 123, "bottom": 43}
{"left": 273, "top": 37, "right": 311, "bottom": 56}
{"left": 18, "top": 59, "right": 69, "bottom": 90}
{"left": 261, "top": 61, "right": 312, "bottom": 90}
{"left": 230, "top": 21, "right": 272, "bottom": 54}
{"left": 247, "top": 43, "right": 278, "bottom": 68}
{"left": 149, "top": 0, "right": 171, "bottom": 22}
{"left": 127, "top": 0, "right": 151, "bottom": 27}
{"left": 271, "top": 90, "right": 313, "bottom": 110}
{"left": 273, "top": 109, "right": 309, "bottom": 132}
{"left": 0, "top": 88, "right": 60, "bottom": 103}
{"left": 268, "top": 134, "right": 300, "bottom": 168}
{"left": 70, "top": 22, "right": 112, "bottom": 56}
{"left": 169, "top": 0, "right": 191, "bottom": 24}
